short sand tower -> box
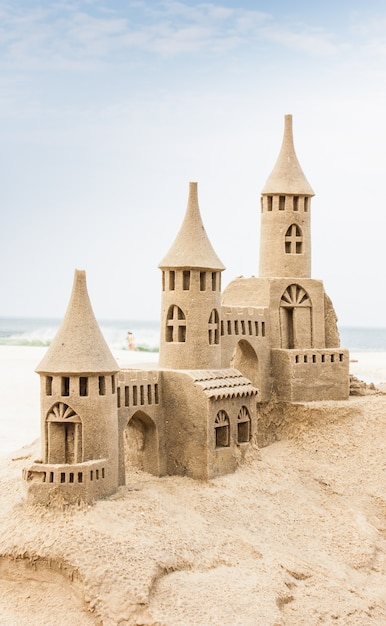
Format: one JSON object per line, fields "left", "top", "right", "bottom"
{"left": 23, "top": 270, "right": 120, "bottom": 504}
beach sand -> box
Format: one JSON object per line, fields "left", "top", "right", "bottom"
{"left": 2, "top": 346, "right": 386, "bottom": 624}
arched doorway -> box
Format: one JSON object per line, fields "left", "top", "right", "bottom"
{"left": 280, "top": 284, "right": 312, "bottom": 349}
{"left": 124, "top": 411, "right": 159, "bottom": 477}
{"left": 45, "top": 402, "right": 82, "bottom": 464}
{"left": 231, "top": 340, "right": 259, "bottom": 388}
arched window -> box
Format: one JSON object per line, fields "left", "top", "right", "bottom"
{"left": 285, "top": 224, "right": 303, "bottom": 254}
{"left": 237, "top": 406, "right": 251, "bottom": 443}
{"left": 46, "top": 402, "right": 82, "bottom": 464}
{"left": 166, "top": 305, "right": 186, "bottom": 342}
{"left": 208, "top": 309, "right": 220, "bottom": 345}
{"left": 215, "top": 410, "right": 230, "bottom": 448}
{"left": 280, "top": 284, "right": 312, "bottom": 349}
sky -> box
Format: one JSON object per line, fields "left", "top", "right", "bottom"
{"left": 1, "top": 0, "right": 386, "bottom": 327}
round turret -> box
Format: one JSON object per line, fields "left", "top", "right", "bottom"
{"left": 159, "top": 182, "right": 225, "bottom": 369}
{"left": 259, "top": 114, "right": 314, "bottom": 278}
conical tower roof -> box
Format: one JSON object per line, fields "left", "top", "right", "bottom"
{"left": 261, "top": 114, "right": 314, "bottom": 196}
{"left": 36, "top": 269, "right": 119, "bottom": 374}
{"left": 158, "top": 182, "right": 225, "bottom": 271}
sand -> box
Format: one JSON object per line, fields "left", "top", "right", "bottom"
{"left": 2, "top": 346, "right": 386, "bottom": 625}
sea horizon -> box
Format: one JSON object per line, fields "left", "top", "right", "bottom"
{"left": 1, "top": 316, "right": 386, "bottom": 353}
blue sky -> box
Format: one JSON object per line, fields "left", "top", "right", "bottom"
{"left": 1, "top": 0, "right": 386, "bottom": 326}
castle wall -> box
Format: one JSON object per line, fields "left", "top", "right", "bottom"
{"left": 207, "top": 395, "right": 258, "bottom": 479}
{"left": 271, "top": 348, "right": 350, "bottom": 401}
{"left": 117, "top": 368, "right": 166, "bottom": 484}
{"left": 220, "top": 306, "right": 272, "bottom": 402}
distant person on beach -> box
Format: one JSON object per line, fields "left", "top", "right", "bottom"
{"left": 127, "top": 331, "right": 136, "bottom": 351}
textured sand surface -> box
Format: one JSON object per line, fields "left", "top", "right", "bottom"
{"left": 2, "top": 393, "right": 386, "bottom": 625}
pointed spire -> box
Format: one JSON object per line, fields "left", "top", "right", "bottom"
{"left": 158, "top": 182, "right": 225, "bottom": 270}
{"left": 261, "top": 114, "right": 314, "bottom": 196}
{"left": 36, "top": 270, "right": 119, "bottom": 374}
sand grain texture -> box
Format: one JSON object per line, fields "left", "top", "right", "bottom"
{"left": 2, "top": 395, "right": 386, "bottom": 625}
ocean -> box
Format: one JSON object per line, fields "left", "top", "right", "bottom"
{"left": 0, "top": 317, "right": 386, "bottom": 353}
{"left": 0, "top": 317, "right": 160, "bottom": 353}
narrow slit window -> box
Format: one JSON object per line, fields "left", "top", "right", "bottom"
{"left": 99, "top": 376, "right": 106, "bottom": 395}
{"left": 212, "top": 272, "right": 217, "bottom": 291}
{"left": 162, "top": 271, "right": 165, "bottom": 291}
{"left": 69, "top": 472, "right": 74, "bottom": 483}
{"left": 255, "top": 321, "right": 259, "bottom": 336}
{"left": 46, "top": 376, "right": 53, "bottom": 396}
{"left": 220, "top": 321, "right": 224, "bottom": 336}
{"left": 293, "top": 196, "right": 299, "bottom": 211}
{"left": 183, "top": 270, "right": 190, "bottom": 290}
{"left": 140, "top": 385, "right": 144, "bottom": 405}
{"left": 304, "top": 197, "right": 309, "bottom": 212}
{"left": 262, "top": 322, "right": 266, "bottom": 337}
{"left": 78, "top": 472, "right": 83, "bottom": 483}
{"left": 125, "top": 386, "right": 129, "bottom": 407}
{"left": 169, "top": 271, "right": 175, "bottom": 290}
{"left": 147, "top": 384, "right": 152, "bottom": 404}
{"left": 234, "top": 320, "right": 239, "bottom": 335}
{"left": 248, "top": 320, "right": 252, "bottom": 335}
{"left": 102, "top": 468, "right": 105, "bottom": 479}
{"left": 61, "top": 377, "right": 70, "bottom": 397}
{"left": 60, "top": 472, "right": 66, "bottom": 483}
{"left": 111, "top": 375, "right": 116, "bottom": 394}
{"left": 117, "top": 387, "right": 121, "bottom": 408}
{"left": 79, "top": 377, "right": 88, "bottom": 397}
{"left": 227, "top": 320, "right": 232, "bottom": 334}
{"left": 200, "top": 271, "right": 206, "bottom": 291}
{"left": 267, "top": 195, "right": 273, "bottom": 211}
{"left": 279, "top": 195, "right": 285, "bottom": 210}
{"left": 241, "top": 320, "right": 246, "bottom": 335}
{"left": 154, "top": 383, "right": 159, "bottom": 404}
{"left": 132, "top": 386, "right": 138, "bottom": 406}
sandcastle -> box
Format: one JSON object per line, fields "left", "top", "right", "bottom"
{"left": 23, "top": 115, "right": 350, "bottom": 505}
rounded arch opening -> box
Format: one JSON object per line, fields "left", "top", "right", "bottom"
{"left": 124, "top": 410, "right": 159, "bottom": 477}
{"left": 230, "top": 340, "right": 259, "bottom": 388}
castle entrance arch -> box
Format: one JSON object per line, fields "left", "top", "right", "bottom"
{"left": 124, "top": 411, "right": 159, "bottom": 477}
{"left": 45, "top": 402, "right": 82, "bottom": 464}
{"left": 280, "top": 284, "right": 312, "bottom": 349}
{"left": 230, "top": 340, "right": 259, "bottom": 388}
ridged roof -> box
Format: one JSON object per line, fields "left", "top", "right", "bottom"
{"left": 36, "top": 270, "right": 119, "bottom": 374}
{"left": 261, "top": 114, "right": 314, "bottom": 196}
{"left": 159, "top": 182, "right": 225, "bottom": 271}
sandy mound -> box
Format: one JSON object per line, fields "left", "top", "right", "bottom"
{"left": 2, "top": 395, "right": 386, "bottom": 625}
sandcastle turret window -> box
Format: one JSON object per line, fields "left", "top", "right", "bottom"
{"left": 79, "top": 377, "right": 88, "bottom": 396}
{"left": 267, "top": 195, "right": 273, "bottom": 211}
{"left": 45, "top": 376, "right": 53, "bottom": 396}
{"left": 61, "top": 377, "right": 70, "bottom": 396}
{"left": 215, "top": 410, "right": 230, "bottom": 448}
{"left": 285, "top": 224, "right": 303, "bottom": 254}
{"left": 212, "top": 272, "right": 218, "bottom": 291}
{"left": 293, "top": 196, "right": 299, "bottom": 211}
{"left": 169, "top": 271, "right": 175, "bottom": 290}
{"left": 99, "top": 376, "right": 106, "bottom": 396}
{"left": 166, "top": 305, "right": 186, "bottom": 342}
{"left": 237, "top": 406, "right": 251, "bottom": 443}
{"left": 183, "top": 271, "right": 190, "bottom": 290}
{"left": 200, "top": 271, "right": 206, "bottom": 291}
{"left": 208, "top": 309, "right": 220, "bottom": 345}
{"left": 279, "top": 195, "right": 285, "bottom": 210}
{"left": 304, "top": 197, "right": 309, "bottom": 212}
